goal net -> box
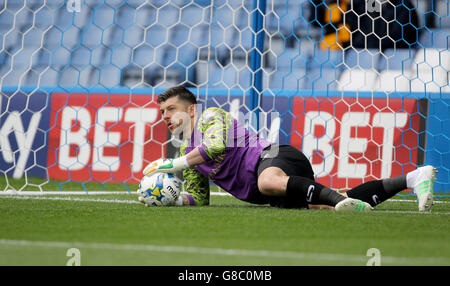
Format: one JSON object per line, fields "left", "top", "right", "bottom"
{"left": 0, "top": 0, "right": 448, "bottom": 197}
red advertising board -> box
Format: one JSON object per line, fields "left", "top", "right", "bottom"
{"left": 290, "top": 97, "right": 420, "bottom": 190}
{"left": 47, "top": 92, "right": 167, "bottom": 183}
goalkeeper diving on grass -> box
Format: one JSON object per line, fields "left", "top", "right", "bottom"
{"left": 140, "top": 85, "right": 437, "bottom": 212}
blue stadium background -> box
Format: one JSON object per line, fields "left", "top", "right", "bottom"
{"left": 0, "top": 0, "right": 447, "bottom": 89}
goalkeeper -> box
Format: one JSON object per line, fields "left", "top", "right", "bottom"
{"left": 141, "top": 86, "right": 436, "bottom": 212}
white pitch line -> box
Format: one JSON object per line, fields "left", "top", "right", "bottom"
{"left": 0, "top": 190, "right": 444, "bottom": 202}
{"left": 0, "top": 195, "right": 141, "bottom": 204}
{"left": 1, "top": 195, "right": 449, "bottom": 215}
{"left": 0, "top": 191, "right": 127, "bottom": 196}
{"left": 389, "top": 199, "right": 450, "bottom": 204}
{"left": 0, "top": 238, "right": 448, "bottom": 265}
{"left": 374, "top": 210, "right": 450, "bottom": 215}
{"left": 1, "top": 191, "right": 448, "bottom": 203}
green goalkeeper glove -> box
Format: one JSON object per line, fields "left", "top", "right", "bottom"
{"left": 142, "top": 157, "right": 189, "bottom": 176}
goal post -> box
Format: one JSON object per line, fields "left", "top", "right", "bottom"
{"left": 0, "top": 0, "right": 448, "bottom": 198}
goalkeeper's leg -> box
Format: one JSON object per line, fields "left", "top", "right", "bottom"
{"left": 256, "top": 145, "right": 372, "bottom": 211}
{"left": 345, "top": 165, "right": 437, "bottom": 211}
{"left": 257, "top": 167, "right": 372, "bottom": 212}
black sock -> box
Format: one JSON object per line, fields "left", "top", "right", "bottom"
{"left": 286, "top": 176, "right": 346, "bottom": 207}
{"left": 382, "top": 175, "right": 408, "bottom": 194}
{"left": 346, "top": 176, "right": 407, "bottom": 207}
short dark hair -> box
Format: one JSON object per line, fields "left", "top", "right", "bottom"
{"left": 157, "top": 85, "right": 197, "bottom": 105}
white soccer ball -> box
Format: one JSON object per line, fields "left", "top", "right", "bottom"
{"left": 138, "top": 173, "right": 182, "bottom": 206}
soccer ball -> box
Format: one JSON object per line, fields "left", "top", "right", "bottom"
{"left": 138, "top": 173, "right": 182, "bottom": 206}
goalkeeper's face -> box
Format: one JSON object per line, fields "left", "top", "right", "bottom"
{"left": 160, "top": 96, "right": 195, "bottom": 135}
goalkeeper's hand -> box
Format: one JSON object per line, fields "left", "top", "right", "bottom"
{"left": 138, "top": 194, "right": 159, "bottom": 207}
{"left": 142, "top": 156, "right": 190, "bottom": 176}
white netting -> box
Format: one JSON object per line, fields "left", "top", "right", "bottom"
{"left": 0, "top": 0, "right": 448, "bottom": 196}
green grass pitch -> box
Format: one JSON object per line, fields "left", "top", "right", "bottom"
{"left": 0, "top": 183, "right": 449, "bottom": 266}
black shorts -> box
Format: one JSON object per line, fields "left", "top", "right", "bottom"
{"left": 256, "top": 144, "right": 315, "bottom": 209}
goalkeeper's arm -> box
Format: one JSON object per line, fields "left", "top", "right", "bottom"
{"left": 143, "top": 147, "right": 206, "bottom": 176}
{"left": 177, "top": 144, "right": 210, "bottom": 206}
{"left": 176, "top": 164, "right": 210, "bottom": 206}
{"left": 141, "top": 147, "right": 210, "bottom": 206}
